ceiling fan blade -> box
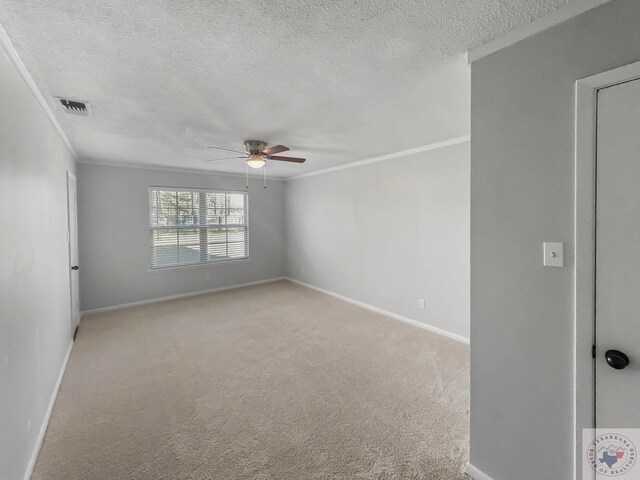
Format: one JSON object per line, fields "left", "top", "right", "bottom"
{"left": 208, "top": 146, "right": 247, "bottom": 155}
{"left": 207, "top": 156, "right": 248, "bottom": 163}
{"left": 267, "top": 155, "right": 306, "bottom": 163}
{"left": 261, "top": 145, "right": 289, "bottom": 155}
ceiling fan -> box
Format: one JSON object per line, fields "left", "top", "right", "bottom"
{"left": 208, "top": 140, "right": 306, "bottom": 169}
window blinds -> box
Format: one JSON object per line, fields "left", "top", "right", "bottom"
{"left": 149, "top": 187, "right": 248, "bottom": 269}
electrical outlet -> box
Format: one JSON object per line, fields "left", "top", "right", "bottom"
{"left": 418, "top": 299, "right": 425, "bottom": 309}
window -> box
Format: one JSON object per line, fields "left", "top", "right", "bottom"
{"left": 149, "top": 187, "right": 248, "bottom": 269}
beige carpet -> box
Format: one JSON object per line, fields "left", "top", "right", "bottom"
{"left": 33, "top": 280, "right": 469, "bottom": 480}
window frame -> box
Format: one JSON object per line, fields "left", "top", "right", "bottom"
{"left": 148, "top": 186, "right": 250, "bottom": 270}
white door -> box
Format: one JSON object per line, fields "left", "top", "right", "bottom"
{"left": 595, "top": 78, "right": 640, "bottom": 428}
{"left": 67, "top": 171, "right": 80, "bottom": 334}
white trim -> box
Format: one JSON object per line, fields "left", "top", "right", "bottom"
{"left": 468, "top": 0, "right": 613, "bottom": 63}
{"left": 285, "top": 277, "right": 470, "bottom": 344}
{"left": 148, "top": 185, "right": 250, "bottom": 194}
{"left": 147, "top": 186, "right": 250, "bottom": 271}
{"left": 573, "top": 60, "right": 640, "bottom": 480}
{"left": 465, "top": 463, "right": 497, "bottom": 480}
{"left": 0, "top": 23, "right": 77, "bottom": 160}
{"left": 67, "top": 171, "right": 80, "bottom": 333}
{"left": 287, "top": 135, "right": 470, "bottom": 181}
{"left": 23, "top": 341, "right": 73, "bottom": 480}
{"left": 79, "top": 158, "right": 286, "bottom": 180}
{"left": 81, "top": 137, "right": 470, "bottom": 182}
{"left": 80, "top": 277, "right": 286, "bottom": 316}
{"left": 147, "top": 257, "right": 252, "bottom": 273}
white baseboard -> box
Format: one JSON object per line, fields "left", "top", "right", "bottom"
{"left": 284, "top": 277, "right": 470, "bottom": 344}
{"left": 80, "top": 277, "right": 286, "bottom": 316}
{"left": 465, "top": 463, "right": 497, "bottom": 480}
{"left": 23, "top": 340, "right": 73, "bottom": 480}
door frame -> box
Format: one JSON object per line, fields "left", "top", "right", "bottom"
{"left": 574, "top": 60, "right": 640, "bottom": 480}
{"left": 66, "top": 170, "right": 80, "bottom": 335}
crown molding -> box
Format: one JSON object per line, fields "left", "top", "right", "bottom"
{"left": 468, "top": 0, "right": 614, "bottom": 63}
{"left": 77, "top": 158, "right": 287, "bottom": 181}
{"left": 287, "top": 135, "right": 470, "bottom": 181}
{"left": 0, "top": 22, "right": 77, "bottom": 160}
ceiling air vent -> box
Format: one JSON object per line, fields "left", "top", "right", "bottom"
{"left": 59, "top": 98, "right": 92, "bottom": 117}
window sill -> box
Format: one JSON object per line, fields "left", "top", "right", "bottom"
{"left": 147, "top": 257, "right": 251, "bottom": 273}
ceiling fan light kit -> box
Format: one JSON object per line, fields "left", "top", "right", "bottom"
{"left": 246, "top": 153, "right": 266, "bottom": 169}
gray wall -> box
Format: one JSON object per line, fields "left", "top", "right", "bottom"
{"left": 470, "top": 1, "right": 640, "bottom": 479}
{"left": 77, "top": 164, "right": 286, "bottom": 311}
{"left": 0, "top": 47, "right": 77, "bottom": 478}
{"left": 286, "top": 142, "right": 470, "bottom": 339}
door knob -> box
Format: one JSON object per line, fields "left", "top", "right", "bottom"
{"left": 71, "top": 265, "right": 79, "bottom": 271}
{"left": 605, "top": 350, "right": 630, "bottom": 370}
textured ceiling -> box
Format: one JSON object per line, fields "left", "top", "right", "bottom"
{"left": 0, "top": 0, "right": 570, "bottom": 177}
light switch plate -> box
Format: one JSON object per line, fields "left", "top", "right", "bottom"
{"left": 543, "top": 242, "right": 564, "bottom": 267}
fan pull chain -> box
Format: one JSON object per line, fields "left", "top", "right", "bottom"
{"left": 263, "top": 163, "right": 267, "bottom": 189}
{"left": 246, "top": 163, "right": 249, "bottom": 189}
